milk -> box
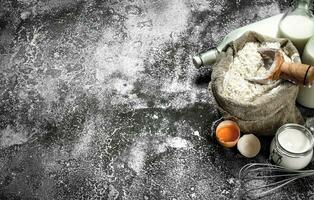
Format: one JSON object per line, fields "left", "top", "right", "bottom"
{"left": 193, "top": 14, "right": 284, "bottom": 67}
{"left": 217, "top": 14, "right": 283, "bottom": 52}
{"left": 278, "top": 15, "right": 314, "bottom": 54}
{"left": 270, "top": 124, "right": 314, "bottom": 170}
{"left": 278, "top": 129, "right": 311, "bottom": 153}
{"left": 297, "top": 36, "right": 314, "bottom": 108}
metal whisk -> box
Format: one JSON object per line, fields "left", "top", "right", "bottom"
{"left": 238, "top": 163, "right": 314, "bottom": 199}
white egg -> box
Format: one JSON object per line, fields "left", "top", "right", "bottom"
{"left": 237, "top": 134, "right": 261, "bottom": 158}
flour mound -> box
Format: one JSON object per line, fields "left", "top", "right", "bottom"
{"left": 222, "top": 42, "right": 280, "bottom": 102}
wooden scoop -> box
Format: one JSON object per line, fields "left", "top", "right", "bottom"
{"left": 246, "top": 48, "right": 314, "bottom": 86}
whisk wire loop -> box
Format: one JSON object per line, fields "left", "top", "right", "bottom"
{"left": 239, "top": 163, "right": 314, "bottom": 199}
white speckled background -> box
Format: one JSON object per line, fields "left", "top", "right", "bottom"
{"left": 1, "top": 0, "right": 314, "bottom": 199}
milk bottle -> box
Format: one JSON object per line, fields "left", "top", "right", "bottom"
{"left": 278, "top": 0, "right": 314, "bottom": 55}
{"left": 297, "top": 36, "right": 314, "bottom": 108}
{"left": 192, "top": 14, "right": 284, "bottom": 68}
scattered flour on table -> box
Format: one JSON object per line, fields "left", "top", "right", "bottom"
{"left": 127, "top": 141, "right": 147, "bottom": 174}
{"left": 192, "top": 131, "right": 200, "bottom": 137}
{"left": 152, "top": 114, "right": 159, "bottom": 119}
{"left": 0, "top": 125, "right": 30, "bottom": 149}
{"left": 71, "top": 119, "right": 97, "bottom": 157}
{"left": 165, "top": 137, "right": 192, "bottom": 149}
{"left": 126, "top": 136, "right": 193, "bottom": 173}
{"left": 227, "top": 178, "right": 236, "bottom": 184}
{"left": 156, "top": 137, "right": 193, "bottom": 153}
{"left": 222, "top": 42, "right": 281, "bottom": 102}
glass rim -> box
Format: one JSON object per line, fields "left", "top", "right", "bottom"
{"left": 275, "top": 123, "right": 314, "bottom": 156}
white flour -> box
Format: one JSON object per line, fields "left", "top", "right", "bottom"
{"left": 222, "top": 42, "right": 280, "bottom": 102}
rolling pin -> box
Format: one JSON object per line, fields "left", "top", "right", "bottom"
{"left": 280, "top": 62, "right": 314, "bottom": 86}
{"left": 246, "top": 49, "right": 314, "bottom": 86}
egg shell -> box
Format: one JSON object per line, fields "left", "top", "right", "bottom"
{"left": 237, "top": 134, "right": 261, "bottom": 158}
{"left": 215, "top": 120, "right": 240, "bottom": 148}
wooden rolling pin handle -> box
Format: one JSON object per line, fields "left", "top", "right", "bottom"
{"left": 280, "top": 62, "right": 314, "bottom": 86}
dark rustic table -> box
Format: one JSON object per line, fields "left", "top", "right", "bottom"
{"left": 1, "top": 0, "right": 314, "bottom": 199}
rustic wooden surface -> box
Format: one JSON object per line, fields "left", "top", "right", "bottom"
{"left": 1, "top": 0, "right": 314, "bottom": 199}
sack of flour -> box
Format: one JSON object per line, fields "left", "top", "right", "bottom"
{"left": 210, "top": 31, "right": 304, "bottom": 136}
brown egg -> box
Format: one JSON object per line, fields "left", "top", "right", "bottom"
{"left": 215, "top": 120, "right": 240, "bottom": 148}
{"left": 237, "top": 134, "right": 261, "bottom": 158}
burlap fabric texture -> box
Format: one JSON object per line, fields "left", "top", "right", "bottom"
{"left": 210, "top": 31, "right": 304, "bottom": 136}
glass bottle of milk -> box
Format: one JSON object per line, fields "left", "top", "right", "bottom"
{"left": 192, "top": 13, "right": 284, "bottom": 68}
{"left": 297, "top": 35, "right": 314, "bottom": 108}
{"left": 278, "top": 0, "right": 314, "bottom": 55}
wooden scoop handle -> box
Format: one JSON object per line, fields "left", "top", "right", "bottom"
{"left": 280, "top": 62, "right": 314, "bottom": 86}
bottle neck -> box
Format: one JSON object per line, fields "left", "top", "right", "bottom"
{"left": 295, "top": 0, "right": 313, "bottom": 10}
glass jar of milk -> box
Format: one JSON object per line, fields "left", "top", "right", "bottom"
{"left": 278, "top": 0, "right": 314, "bottom": 54}
{"left": 270, "top": 124, "right": 314, "bottom": 170}
{"left": 297, "top": 36, "right": 314, "bottom": 108}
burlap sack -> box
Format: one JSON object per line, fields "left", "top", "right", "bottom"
{"left": 210, "top": 31, "right": 304, "bottom": 136}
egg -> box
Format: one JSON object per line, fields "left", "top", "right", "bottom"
{"left": 237, "top": 134, "right": 261, "bottom": 158}
{"left": 215, "top": 120, "right": 240, "bottom": 148}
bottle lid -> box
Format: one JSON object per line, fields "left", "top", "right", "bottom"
{"left": 294, "top": 0, "right": 314, "bottom": 10}
{"left": 192, "top": 55, "right": 203, "bottom": 68}
{"left": 192, "top": 48, "right": 218, "bottom": 68}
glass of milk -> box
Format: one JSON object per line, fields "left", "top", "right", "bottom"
{"left": 270, "top": 124, "right": 314, "bottom": 170}
{"left": 297, "top": 35, "right": 314, "bottom": 108}
{"left": 278, "top": 0, "right": 314, "bottom": 55}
